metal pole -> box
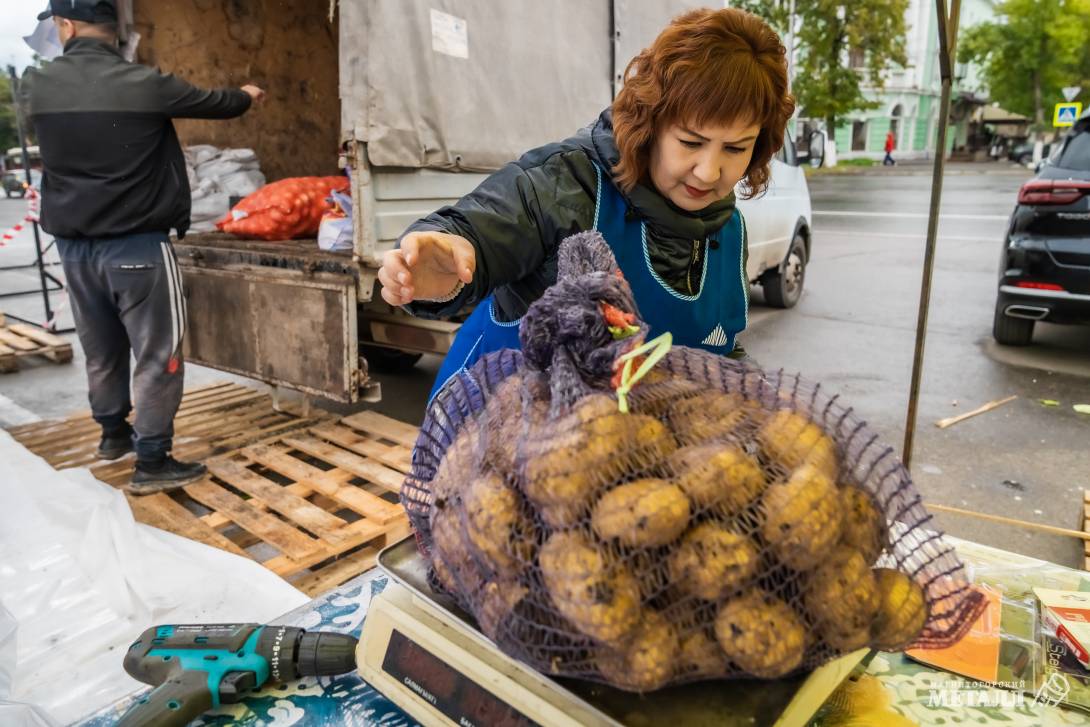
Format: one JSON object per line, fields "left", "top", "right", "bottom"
{"left": 902, "top": 0, "right": 962, "bottom": 469}
{"left": 7, "top": 64, "right": 63, "bottom": 331}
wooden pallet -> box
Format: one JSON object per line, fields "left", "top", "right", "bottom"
{"left": 7, "top": 383, "right": 416, "bottom": 596}
{"left": 1084, "top": 490, "right": 1090, "bottom": 571}
{"left": 0, "top": 319, "right": 73, "bottom": 373}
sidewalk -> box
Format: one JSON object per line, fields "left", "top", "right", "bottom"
{"left": 806, "top": 160, "right": 1033, "bottom": 177}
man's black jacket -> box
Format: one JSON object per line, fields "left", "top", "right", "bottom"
{"left": 19, "top": 37, "right": 251, "bottom": 239}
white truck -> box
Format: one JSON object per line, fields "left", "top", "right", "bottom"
{"left": 121, "top": 0, "right": 813, "bottom": 404}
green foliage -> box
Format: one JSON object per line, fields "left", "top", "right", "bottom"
{"left": 0, "top": 75, "right": 19, "bottom": 154}
{"left": 958, "top": 0, "right": 1090, "bottom": 130}
{"left": 735, "top": 0, "right": 908, "bottom": 135}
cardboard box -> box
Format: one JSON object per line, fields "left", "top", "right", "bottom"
{"left": 1035, "top": 588, "right": 1090, "bottom": 670}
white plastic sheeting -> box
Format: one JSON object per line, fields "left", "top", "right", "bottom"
{"left": 0, "top": 429, "right": 309, "bottom": 725}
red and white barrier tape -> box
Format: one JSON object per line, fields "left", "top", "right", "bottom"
{"left": 44, "top": 290, "right": 70, "bottom": 331}
{"left": 1, "top": 188, "right": 42, "bottom": 246}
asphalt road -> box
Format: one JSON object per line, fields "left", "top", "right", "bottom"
{"left": 2, "top": 162, "right": 1089, "bottom": 567}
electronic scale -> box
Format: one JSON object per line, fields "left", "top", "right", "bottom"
{"left": 357, "top": 538, "right": 866, "bottom": 727}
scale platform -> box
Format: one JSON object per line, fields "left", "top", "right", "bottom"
{"left": 357, "top": 538, "right": 866, "bottom": 727}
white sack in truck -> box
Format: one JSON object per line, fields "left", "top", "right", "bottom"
{"left": 185, "top": 145, "right": 265, "bottom": 233}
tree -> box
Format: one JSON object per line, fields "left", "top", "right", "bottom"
{"left": 0, "top": 75, "right": 18, "bottom": 153}
{"left": 735, "top": 0, "right": 908, "bottom": 139}
{"left": 958, "top": 0, "right": 1090, "bottom": 133}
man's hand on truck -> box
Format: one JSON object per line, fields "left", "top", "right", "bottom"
{"left": 241, "top": 84, "right": 267, "bottom": 103}
{"left": 380, "top": 231, "right": 476, "bottom": 305}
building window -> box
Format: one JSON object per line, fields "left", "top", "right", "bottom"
{"left": 849, "top": 47, "right": 865, "bottom": 69}
{"left": 852, "top": 120, "right": 867, "bottom": 151}
{"left": 890, "top": 104, "right": 903, "bottom": 147}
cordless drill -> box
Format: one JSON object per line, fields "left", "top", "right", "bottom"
{"left": 117, "top": 623, "right": 359, "bottom": 727}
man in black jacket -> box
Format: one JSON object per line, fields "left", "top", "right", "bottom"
{"left": 20, "top": 0, "right": 264, "bottom": 493}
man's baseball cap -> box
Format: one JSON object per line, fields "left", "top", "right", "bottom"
{"left": 38, "top": 0, "right": 118, "bottom": 23}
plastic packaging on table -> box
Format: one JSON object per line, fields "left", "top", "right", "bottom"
{"left": 401, "top": 231, "right": 987, "bottom": 692}
{"left": 317, "top": 190, "right": 354, "bottom": 252}
{"left": 216, "top": 176, "right": 350, "bottom": 241}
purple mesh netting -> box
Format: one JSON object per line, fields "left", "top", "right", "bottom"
{"left": 400, "top": 232, "right": 986, "bottom": 691}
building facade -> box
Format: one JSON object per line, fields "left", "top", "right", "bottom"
{"left": 823, "top": 0, "right": 996, "bottom": 161}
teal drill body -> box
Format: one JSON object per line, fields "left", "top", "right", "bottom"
{"left": 118, "top": 623, "right": 358, "bottom": 726}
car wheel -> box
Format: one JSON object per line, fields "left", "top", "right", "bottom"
{"left": 762, "top": 233, "right": 807, "bottom": 309}
{"left": 1016, "top": 153, "right": 1032, "bottom": 166}
{"left": 361, "top": 344, "right": 424, "bottom": 373}
{"left": 3, "top": 190, "right": 11, "bottom": 198}
{"left": 992, "top": 302, "right": 1034, "bottom": 346}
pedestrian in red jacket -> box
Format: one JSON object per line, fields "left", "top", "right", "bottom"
{"left": 884, "top": 130, "right": 896, "bottom": 165}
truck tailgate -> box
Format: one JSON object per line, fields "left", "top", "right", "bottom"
{"left": 176, "top": 235, "right": 367, "bottom": 403}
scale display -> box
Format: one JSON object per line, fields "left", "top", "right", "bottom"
{"left": 382, "top": 629, "right": 540, "bottom": 727}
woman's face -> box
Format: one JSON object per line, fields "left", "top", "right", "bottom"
{"left": 648, "top": 118, "right": 761, "bottom": 211}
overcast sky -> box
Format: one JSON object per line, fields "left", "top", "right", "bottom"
{"left": 1, "top": 1, "right": 46, "bottom": 77}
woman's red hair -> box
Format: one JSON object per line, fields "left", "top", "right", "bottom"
{"left": 612, "top": 7, "right": 795, "bottom": 198}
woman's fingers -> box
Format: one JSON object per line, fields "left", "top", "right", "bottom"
{"left": 450, "top": 236, "right": 477, "bottom": 284}
{"left": 379, "top": 250, "right": 414, "bottom": 304}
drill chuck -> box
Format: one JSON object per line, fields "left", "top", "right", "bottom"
{"left": 297, "top": 631, "right": 359, "bottom": 676}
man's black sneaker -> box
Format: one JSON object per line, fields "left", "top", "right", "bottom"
{"left": 97, "top": 428, "right": 134, "bottom": 460}
{"left": 125, "top": 457, "right": 208, "bottom": 494}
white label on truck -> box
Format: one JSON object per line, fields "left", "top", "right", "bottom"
{"left": 430, "top": 9, "right": 468, "bottom": 59}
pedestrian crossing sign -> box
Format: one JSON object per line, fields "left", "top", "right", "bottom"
{"left": 1054, "top": 102, "right": 1082, "bottom": 127}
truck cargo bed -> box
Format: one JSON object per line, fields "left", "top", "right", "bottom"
{"left": 175, "top": 233, "right": 360, "bottom": 278}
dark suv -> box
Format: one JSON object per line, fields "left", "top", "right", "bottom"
{"left": 994, "top": 113, "right": 1090, "bottom": 345}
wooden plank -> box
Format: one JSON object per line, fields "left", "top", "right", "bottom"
{"left": 9, "top": 323, "right": 69, "bottom": 348}
{"left": 0, "top": 347, "right": 17, "bottom": 373}
{"left": 340, "top": 410, "right": 420, "bottom": 447}
{"left": 11, "top": 383, "right": 249, "bottom": 446}
{"left": 128, "top": 492, "right": 249, "bottom": 558}
{"left": 281, "top": 434, "right": 405, "bottom": 493}
{"left": 243, "top": 444, "right": 404, "bottom": 524}
{"left": 0, "top": 329, "right": 38, "bottom": 351}
{"left": 309, "top": 423, "right": 413, "bottom": 474}
{"left": 207, "top": 459, "right": 349, "bottom": 540}
{"left": 290, "top": 546, "right": 381, "bottom": 596}
{"left": 1084, "top": 490, "right": 1090, "bottom": 570}
{"left": 182, "top": 478, "right": 322, "bottom": 561}
{"left": 263, "top": 518, "right": 391, "bottom": 577}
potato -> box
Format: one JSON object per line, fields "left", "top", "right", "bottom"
{"left": 524, "top": 400, "right": 677, "bottom": 528}
{"left": 592, "top": 479, "right": 691, "bottom": 548}
{"left": 539, "top": 531, "right": 641, "bottom": 643}
{"left": 597, "top": 610, "right": 679, "bottom": 692}
{"left": 805, "top": 545, "right": 880, "bottom": 652}
{"left": 761, "top": 464, "right": 843, "bottom": 571}
{"left": 714, "top": 589, "right": 808, "bottom": 678}
{"left": 839, "top": 486, "right": 886, "bottom": 564}
{"left": 463, "top": 472, "right": 533, "bottom": 577}
{"left": 759, "top": 409, "right": 838, "bottom": 477}
{"left": 669, "top": 522, "right": 759, "bottom": 601}
{"left": 667, "top": 444, "right": 766, "bottom": 516}
{"left": 870, "top": 568, "right": 929, "bottom": 650}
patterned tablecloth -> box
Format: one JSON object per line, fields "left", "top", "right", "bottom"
{"left": 78, "top": 538, "right": 1090, "bottom": 727}
{"left": 79, "top": 571, "right": 417, "bottom": 727}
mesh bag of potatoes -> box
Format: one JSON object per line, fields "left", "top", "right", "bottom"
{"left": 401, "top": 232, "right": 986, "bottom": 692}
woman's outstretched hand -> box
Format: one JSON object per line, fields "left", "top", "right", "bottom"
{"left": 379, "top": 231, "right": 476, "bottom": 305}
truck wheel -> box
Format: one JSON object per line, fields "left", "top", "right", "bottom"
{"left": 992, "top": 302, "right": 1034, "bottom": 346}
{"left": 361, "top": 344, "right": 423, "bottom": 373}
{"left": 762, "top": 233, "right": 807, "bottom": 309}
